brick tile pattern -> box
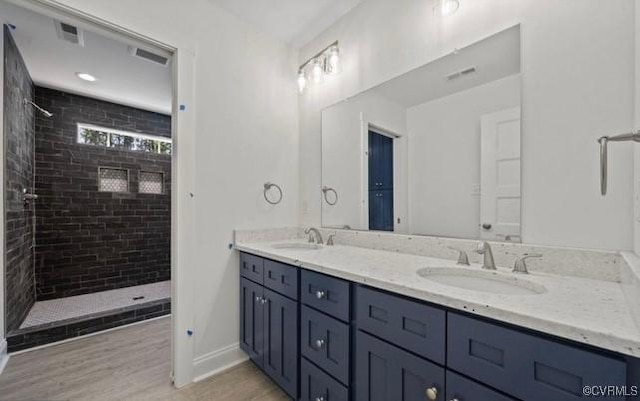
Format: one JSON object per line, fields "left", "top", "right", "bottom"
{"left": 4, "top": 26, "right": 36, "bottom": 332}
{"left": 34, "top": 87, "right": 172, "bottom": 300}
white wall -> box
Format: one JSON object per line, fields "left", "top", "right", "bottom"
{"left": 27, "top": 0, "right": 299, "bottom": 384}
{"left": 407, "top": 74, "right": 521, "bottom": 239}
{"left": 300, "top": 0, "right": 635, "bottom": 251}
{"left": 322, "top": 90, "right": 407, "bottom": 231}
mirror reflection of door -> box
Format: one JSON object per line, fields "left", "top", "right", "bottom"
{"left": 368, "top": 130, "right": 394, "bottom": 231}
{"left": 480, "top": 107, "right": 521, "bottom": 241}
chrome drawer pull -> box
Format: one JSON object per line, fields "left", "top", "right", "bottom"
{"left": 315, "top": 290, "right": 326, "bottom": 299}
{"left": 315, "top": 339, "right": 326, "bottom": 349}
{"left": 426, "top": 387, "right": 438, "bottom": 400}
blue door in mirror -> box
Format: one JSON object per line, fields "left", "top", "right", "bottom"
{"left": 368, "top": 131, "right": 394, "bottom": 231}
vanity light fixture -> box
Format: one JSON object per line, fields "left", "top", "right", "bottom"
{"left": 297, "top": 41, "right": 341, "bottom": 94}
{"left": 435, "top": 0, "right": 460, "bottom": 17}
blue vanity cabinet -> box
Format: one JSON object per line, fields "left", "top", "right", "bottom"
{"left": 263, "top": 288, "right": 299, "bottom": 397}
{"left": 355, "top": 330, "right": 445, "bottom": 401}
{"left": 239, "top": 252, "right": 635, "bottom": 401}
{"left": 239, "top": 253, "right": 300, "bottom": 399}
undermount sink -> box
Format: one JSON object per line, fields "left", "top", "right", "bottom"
{"left": 271, "top": 242, "right": 323, "bottom": 250}
{"left": 416, "top": 267, "right": 547, "bottom": 295}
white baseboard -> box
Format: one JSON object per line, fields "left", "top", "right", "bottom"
{"left": 0, "top": 339, "right": 9, "bottom": 375}
{"left": 192, "top": 343, "right": 248, "bottom": 382}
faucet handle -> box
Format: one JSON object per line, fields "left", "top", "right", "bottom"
{"left": 327, "top": 234, "right": 335, "bottom": 246}
{"left": 513, "top": 253, "right": 542, "bottom": 274}
{"left": 447, "top": 246, "right": 470, "bottom": 266}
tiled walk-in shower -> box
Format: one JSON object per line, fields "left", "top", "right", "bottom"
{"left": 3, "top": 21, "right": 173, "bottom": 352}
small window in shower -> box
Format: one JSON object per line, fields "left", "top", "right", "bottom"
{"left": 99, "top": 168, "right": 129, "bottom": 193}
{"left": 139, "top": 171, "right": 164, "bottom": 194}
{"left": 78, "top": 124, "right": 171, "bottom": 155}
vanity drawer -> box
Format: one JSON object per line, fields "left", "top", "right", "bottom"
{"left": 355, "top": 285, "right": 445, "bottom": 364}
{"left": 447, "top": 313, "right": 627, "bottom": 401}
{"left": 240, "top": 252, "right": 264, "bottom": 284}
{"left": 446, "top": 371, "right": 515, "bottom": 401}
{"left": 264, "top": 259, "right": 299, "bottom": 300}
{"left": 301, "top": 357, "right": 349, "bottom": 401}
{"left": 301, "top": 270, "right": 350, "bottom": 322}
{"left": 301, "top": 305, "right": 350, "bottom": 385}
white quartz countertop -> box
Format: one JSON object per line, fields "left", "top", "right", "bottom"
{"left": 236, "top": 239, "right": 640, "bottom": 359}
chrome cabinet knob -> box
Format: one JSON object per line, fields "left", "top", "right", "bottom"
{"left": 255, "top": 296, "right": 261, "bottom": 302}
{"left": 426, "top": 387, "right": 438, "bottom": 400}
{"left": 315, "top": 397, "right": 325, "bottom": 401}
{"left": 449, "top": 399, "right": 459, "bottom": 401}
{"left": 261, "top": 298, "right": 268, "bottom": 305}
{"left": 315, "top": 290, "right": 326, "bottom": 299}
{"left": 315, "top": 339, "right": 325, "bottom": 349}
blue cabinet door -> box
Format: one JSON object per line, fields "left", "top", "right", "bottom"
{"left": 368, "top": 190, "right": 393, "bottom": 231}
{"left": 263, "top": 288, "right": 299, "bottom": 399}
{"left": 240, "top": 278, "right": 264, "bottom": 367}
{"left": 355, "top": 331, "right": 445, "bottom": 401}
{"left": 368, "top": 131, "right": 393, "bottom": 190}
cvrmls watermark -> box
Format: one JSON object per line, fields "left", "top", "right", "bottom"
{"left": 583, "top": 385, "right": 638, "bottom": 397}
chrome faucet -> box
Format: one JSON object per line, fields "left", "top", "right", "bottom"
{"left": 512, "top": 254, "right": 542, "bottom": 274}
{"left": 476, "top": 241, "right": 496, "bottom": 270}
{"left": 305, "top": 227, "right": 324, "bottom": 245}
{"left": 448, "top": 247, "right": 470, "bottom": 266}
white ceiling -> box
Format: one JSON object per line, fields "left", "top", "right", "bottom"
{"left": 208, "top": 0, "right": 363, "bottom": 48}
{"left": 1, "top": 1, "right": 172, "bottom": 114}
{"left": 375, "top": 25, "right": 521, "bottom": 108}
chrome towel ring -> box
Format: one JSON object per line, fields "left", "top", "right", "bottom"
{"left": 322, "top": 186, "right": 338, "bottom": 206}
{"left": 597, "top": 131, "right": 640, "bottom": 195}
{"left": 264, "top": 182, "right": 283, "bottom": 205}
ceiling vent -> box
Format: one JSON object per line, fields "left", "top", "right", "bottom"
{"left": 129, "top": 47, "right": 170, "bottom": 67}
{"left": 55, "top": 20, "right": 84, "bottom": 47}
{"left": 446, "top": 65, "right": 477, "bottom": 81}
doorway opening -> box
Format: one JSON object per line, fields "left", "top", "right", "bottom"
{"left": 2, "top": 1, "right": 174, "bottom": 352}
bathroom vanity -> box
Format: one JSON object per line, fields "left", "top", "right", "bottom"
{"left": 236, "top": 231, "right": 640, "bottom": 401}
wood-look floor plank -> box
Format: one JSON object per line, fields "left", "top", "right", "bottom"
{"left": 0, "top": 317, "right": 290, "bottom": 401}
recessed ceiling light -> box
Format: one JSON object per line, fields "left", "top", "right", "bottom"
{"left": 76, "top": 72, "right": 97, "bottom": 82}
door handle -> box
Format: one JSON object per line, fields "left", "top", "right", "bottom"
{"left": 481, "top": 223, "right": 492, "bottom": 230}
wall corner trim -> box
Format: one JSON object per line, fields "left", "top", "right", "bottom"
{"left": 192, "top": 343, "right": 248, "bottom": 383}
{"left": 0, "top": 339, "right": 9, "bottom": 376}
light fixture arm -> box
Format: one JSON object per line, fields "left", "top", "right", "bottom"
{"left": 298, "top": 40, "right": 339, "bottom": 72}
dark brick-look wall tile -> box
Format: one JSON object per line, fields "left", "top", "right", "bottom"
{"left": 34, "top": 87, "right": 171, "bottom": 300}
{"left": 4, "top": 26, "right": 36, "bottom": 332}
